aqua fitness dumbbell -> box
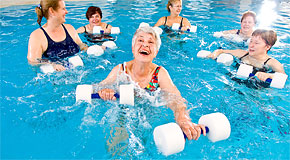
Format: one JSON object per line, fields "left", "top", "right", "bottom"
{"left": 93, "top": 26, "right": 120, "bottom": 34}
{"left": 197, "top": 50, "right": 234, "bottom": 66}
{"left": 237, "top": 63, "right": 288, "bottom": 89}
{"left": 40, "top": 55, "right": 84, "bottom": 74}
{"left": 153, "top": 112, "right": 231, "bottom": 156}
{"left": 75, "top": 84, "right": 134, "bottom": 105}
{"left": 171, "top": 23, "right": 197, "bottom": 32}
{"left": 138, "top": 22, "right": 163, "bottom": 35}
{"left": 87, "top": 41, "right": 117, "bottom": 56}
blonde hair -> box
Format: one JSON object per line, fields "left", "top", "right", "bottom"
{"left": 166, "top": 0, "right": 182, "bottom": 12}
{"left": 252, "top": 29, "right": 277, "bottom": 51}
{"left": 35, "top": 0, "right": 61, "bottom": 26}
{"left": 241, "top": 11, "right": 257, "bottom": 24}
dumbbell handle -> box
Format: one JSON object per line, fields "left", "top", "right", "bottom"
{"left": 183, "top": 126, "right": 209, "bottom": 139}
{"left": 249, "top": 73, "right": 272, "bottom": 83}
{"left": 91, "top": 93, "right": 120, "bottom": 99}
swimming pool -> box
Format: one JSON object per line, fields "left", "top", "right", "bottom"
{"left": 1, "top": 0, "right": 289, "bottom": 159}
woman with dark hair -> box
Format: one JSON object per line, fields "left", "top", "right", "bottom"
{"left": 27, "top": 0, "right": 90, "bottom": 71}
{"left": 77, "top": 6, "right": 112, "bottom": 34}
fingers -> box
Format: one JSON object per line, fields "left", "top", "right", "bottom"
{"left": 53, "top": 64, "right": 66, "bottom": 71}
{"left": 180, "top": 122, "right": 205, "bottom": 140}
{"left": 98, "top": 89, "right": 117, "bottom": 100}
{"left": 255, "top": 72, "right": 271, "bottom": 82}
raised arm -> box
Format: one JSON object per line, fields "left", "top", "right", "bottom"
{"left": 158, "top": 67, "right": 206, "bottom": 140}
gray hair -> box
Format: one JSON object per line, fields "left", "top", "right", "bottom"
{"left": 132, "top": 26, "right": 161, "bottom": 50}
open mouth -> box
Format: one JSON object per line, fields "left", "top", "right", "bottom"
{"left": 140, "top": 50, "right": 150, "bottom": 55}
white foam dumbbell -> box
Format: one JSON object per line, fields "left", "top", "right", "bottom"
{"left": 216, "top": 53, "right": 233, "bottom": 66}
{"left": 237, "top": 63, "right": 288, "bottom": 88}
{"left": 172, "top": 23, "right": 180, "bottom": 31}
{"left": 153, "top": 112, "right": 231, "bottom": 156}
{"left": 197, "top": 50, "right": 211, "bottom": 58}
{"left": 153, "top": 26, "right": 163, "bottom": 35}
{"left": 139, "top": 22, "right": 150, "bottom": 28}
{"left": 102, "top": 41, "right": 117, "bottom": 49}
{"left": 40, "top": 55, "right": 84, "bottom": 73}
{"left": 87, "top": 45, "right": 104, "bottom": 56}
{"left": 93, "top": 26, "right": 103, "bottom": 34}
{"left": 187, "top": 26, "right": 197, "bottom": 32}
{"left": 76, "top": 84, "right": 134, "bottom": 105}
{"left": 110, "top": 27, "right": 120, "bottom": 34}
{"left": 197, "top": 50, "right": 234, "bottom": 66}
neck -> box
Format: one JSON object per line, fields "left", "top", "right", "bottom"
{"left": 44, "top": 19, "right": 63, "bottom": 31}
{"left": 241, "top": 29, "right": 253, "bottom": 37}
{"left": 251, "top": 51, "right": 268, "bottom": 61}
{"left": 169, "top": 13, "right": 179, "bottom": 18}
{"left": 131, "top": 60, "right": 153, "bottom": 77}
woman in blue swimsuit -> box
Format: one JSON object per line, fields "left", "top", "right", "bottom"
{"left": 27, "top": 0, "right": 90, "bottom": 71}
{"left": 97, "top": 26, "right": 206, "bottom": 141}
{"left": 154, "top": 0, "right": 191, "bottom": 31}
{"left": 208, "top": 29, "right": 286, "bottom": 82}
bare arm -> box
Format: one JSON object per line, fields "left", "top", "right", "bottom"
{"left": 208, "top": 49, "right": 247, "bottom": 59}
{"left": 76, "top": 26, "right": 85, "bottom": 34}
{"left": 222, "top": 29, "right": 239, "bottom": 34}
{"left": 65, "top": 24, "right": 88, "bottom": 51}
{"left": 158, "top": 67, "right": 206, "bottom": 140}
{"left": 180, "top": 17, "right": 191, "bottom": 31}
{"left": 154, "top": 17, "right": 165, "bottom": 27}
{"left": 255, "top": 58, "right": 286, "bottom": 81}
{"left": 27, "top": 29, "right": 46, "bottom": 65}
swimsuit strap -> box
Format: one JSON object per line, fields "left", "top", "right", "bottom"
{"left": 163, "top": 16, "right": 168, "bottom": 26}
{"left": 239, "top": 52, "right": 249, "bottom": 60}
{"left": 236, "top": 29, "right": 240, "bottom": 35}
{"left": 180, "top": 17, "right": 184, "bottom": 27}
{"left": 264, "top": 57, "right": 271, "bottom": 65}
{"left": 145, "top": 66, "right": 161, "bottom": 92}
{"left": 83, "top": 26, "right": 87, "bottom": 33}
{"left": 40, "top": 26, "right": 53, "bottom": 42}
{"left": 122, "top": 62, "right": 128, "bottom": 74}
{"left": 105, "top": 24, "right": 109, "bottom": 29}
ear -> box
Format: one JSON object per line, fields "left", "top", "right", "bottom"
{"left": 266, "top": 45, "right": 271, "bottom": 51}
{"left": 48, "top": 7, "right": 55, "bottom": 17}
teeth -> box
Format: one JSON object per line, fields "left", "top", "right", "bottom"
{"left": 140, "top": 50, "right": 149, "bottom": 55}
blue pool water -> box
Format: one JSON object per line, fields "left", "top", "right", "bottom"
{"left": 1, "top": 0, "right": 290, "bottom": 159}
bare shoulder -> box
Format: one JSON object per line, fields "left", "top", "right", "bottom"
{"left": 63, "top": 23, "right": 76, "bottom": 31}
{"left": 267, "top": 57, "right": 285, "bottom": 73}
{"left": 154, "top": 16, "right": 166, "bottom": 26}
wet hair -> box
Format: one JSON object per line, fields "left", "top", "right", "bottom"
{"left": 166, "top": 0, "right": 182, "bottom": 12}
{"left": 241, "top": 11, "right": 257, "bottom": 24}
{"left": 252, "top": 29, "right": 277, "bottom": 51}
{"left": 86, "top": 6, "right": 102, "bottom": 20}
{"left": 132, "top": 26, "right": 161, "bottom": 50}
{"left": 35, "top": 0, "right": 61, "bottom": 26}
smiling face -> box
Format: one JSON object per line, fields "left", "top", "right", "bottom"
{"left": 169, "top": 1, "right": 182, "bottom": 15}
{"left": 53, "top": 0, "right": 68, "bottom": 23}
{"left": 132, "top": 31, "right": 158, "bottom": 63}
{"left": 89, "top": 12, "right": 102, "bottom": 26}
{"left": 248, "top": 35, "right": 271, "bottom": 56}
{"left": 240, "top": 15, "right": 255, "bottom": 33}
